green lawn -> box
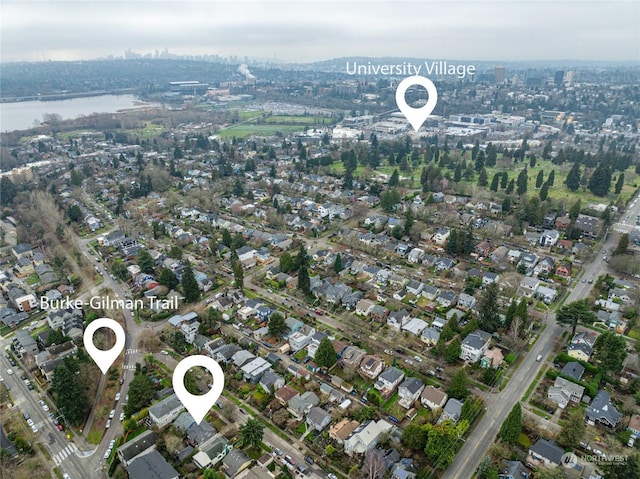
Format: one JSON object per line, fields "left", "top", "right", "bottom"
{"left": 218, "top": 124, "right": 303, "bottom": 139}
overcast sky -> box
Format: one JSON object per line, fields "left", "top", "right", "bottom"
{"left": 1, "top": 1, "right": 638, "bottom": 63}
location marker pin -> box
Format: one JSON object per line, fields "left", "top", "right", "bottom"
{"left": 83, "top": 317, "right": 126, "bottom": 375}
{"left": 395, "top": 75, "right": 438, "bottom": 132}
{"left": 173, "top": 355, "right": 225, "bottom": 425}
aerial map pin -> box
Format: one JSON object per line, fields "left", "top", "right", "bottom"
{"left": 395, "top": 75, "right": 438, "bottom": 132}
{"left": 83, "top": 317, "right": 126, "bottom": 374}
{"left": 173, "top": 355, "right": 225, "bottom": 425}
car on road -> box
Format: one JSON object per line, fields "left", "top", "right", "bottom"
{"left": 536, "top": 355, "right": 543, "bottom": 362}
{"left": 588, "top": 278, "right": 593, "bottom": 284}
{"left": 109, "top": 439, "right": 116, "bottom": 448}
{"left": 31, "top": 425, "right": 38, "bottom": 433}
{"left": 109, "top": 409, "right": 115, "bottom": 419}
{"left": 304, "top": 455, "right": 315, "bottom": 465}
{"left": 62, "top": 473, "right": 71, "bottom": 479}
{"left": 6, "top": 369, "right": 13, "bottom": 375}
{"left": 160, "top": 350, "right": 169, "bottom": 355}
{"left": 23, "top": 412, "right": 30, "bottom": 420}
{"left": 105, "top": 420, "right": 111, "bottom": 429}
{"left": 20, "top": 374, "right": 27, "bottom": 380}
{"left": 413, "top": 355, "right": 423, "bottom": 363}
{"left": 328, "top": 474, "right": 338, "bottom": 479}
{"left": 284, "top": 455, "right": 296, "bottom": 466}
{"left": 104, "top": 449, "right": 111, "bottom": 459}
{"left": 119, "top": 412, "right": 125, "bottom": 421}
{"left": 57, "top": 424, "right": 64, "bottom": 431}
{"left": 404, "top": 359, "right": 414, "bottom": 365}
{"left": 273, "top": 448, "right": 283, "bottom": 456}
{"left": 581, "top": 278, "right": 586, "bottom": 283}
{"left": 315, "top": 309, "right": 324, "bottom": 315}
{"left": 115, "top": 392, "right": 121, "bottom": 402}
{"left": 27, "top": 419, "right": 34, "bottom": 427}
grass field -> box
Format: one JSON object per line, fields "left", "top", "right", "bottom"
{"left": 329, "top": 154, "right": 639, "bottom": 207}
{"left": 218, "top": 112, "right": 335, "bottom": 139}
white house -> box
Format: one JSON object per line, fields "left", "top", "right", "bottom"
{"left": 374, "top": 366, "right": 405, "bottom": 396}
{"left": 460, "top": 329, "right": 492, "bottom": 362}
{"left": 344, "top": 420, "right": 394, "bottom": 456}
{"left": 149, "top": 394, "right": 185, "bottom": 428}
{"left": 398, "top": 377, "right": 425, "bottom": 409}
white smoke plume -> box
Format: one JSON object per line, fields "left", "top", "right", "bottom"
{"left": 237, "top": 64, "right": 256, "bottom": 81}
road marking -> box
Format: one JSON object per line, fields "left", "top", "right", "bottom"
{"left": 123, "top": 364, "right": 136, "bottom": 370}
{"left": 53, "top": 443, "right": 77, "bottom": 465}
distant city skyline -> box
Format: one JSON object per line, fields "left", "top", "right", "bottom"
{"left": 1, "top": 1, "right": 638, "bottom": 64}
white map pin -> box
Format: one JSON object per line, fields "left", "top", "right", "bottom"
{"left": 395, "top": 75, "right": 438, "bottom": 132}
{"left": 173, "top": 355, "right": 225, "bottom": 425}
{"left": 83, "top": 317, "right": 126, "bottom": 375}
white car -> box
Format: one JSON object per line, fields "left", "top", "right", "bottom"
{"left": 105, "top": 420, "right": 111, "bottom": 429}
{"left": 27, "top": 419, "right": 34, "bottom": 427}
{"left": 119, "top": 412, "right": 125, "bottom": 421}
{"left": 109, "top": 409, "right": 115, "bottom": 419}
{"left": 31, "top": 425, "right": 38, "bottom": 433}
{"left": 115, "top": 392, "right": 121, "bottom": 402}
{"left": 6, "top": 369, "right": 13, "bottom": 375}
{"left": 104, "top": 449, "right": 111, "bottom": 459}
{"left": 109, "top": 439, "right": 116, "bottom": 448}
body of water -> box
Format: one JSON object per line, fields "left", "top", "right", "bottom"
{"left": 1, "top": 94, "right": 159, "bottom": 132}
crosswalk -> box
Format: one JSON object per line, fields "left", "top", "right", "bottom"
{"left": 52, "top": 443, "right": 77, "bottom": 466}
{"left": 123, "top": 364, "right": 136, "bottom": 370}
{"left": 125, "top": 348, "right": 143, "bottom": 355}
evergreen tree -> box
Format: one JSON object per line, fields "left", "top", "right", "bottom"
{"left": 333, "top": 253, "right": 344, "bottom": 273}
{"left": 588, "top": 163, "right": 612, "bottom": 197}
{"left": 569, "top": 199, "right": 582, "bottom": 221}
{"left": 478, "top": 283, "right": 501, "bottom": 333}
{"left": 447, "top": 369, "right": 469, "bottom": 399}
{"left": 565, "top": 162, "right": 581, "bottom": 191}
{"left": 137, "top": 248, "right": 154, "bottom": 274}
{"left": 315, "top": 337, "right": 337, "bottom": 368}
{"left": 516, "top": 168, "right": 528, "bottom": 195}
{"left": 221, "top": 228, "right": 232, "bottom": 248}
{"left": 506, "top": 179, "right": 515, "bottom": 194}
{"left": 232, "top": 256, "right": 244, "bottom": 290}
{"left": 298, "top": 265, "right": 311, "bottom": 295}
{"left": 535, "top": 170, "right": 544, "bottom": 188}
{"left": 539, "top": 181, "right": 550, "bottom": 201}
{"left": 500, "top": 172, "right": 508, "bottom": 189}
{"left": 268, "top": 312, "right": 287, "bottom": 337}
{"left": 498, "top": 403, "right": 522, "bottom": 444}
{"left": 490, "top": 173, "right": 500, "bottom": 192}
{"left": 615, "top": 173, "right": 624, "bottom": 194}
{"left": 557, "top": 409, "right": 585, "bottom": 448}
{"left": 181, "top": 263, "right": 201, "bottom": 303}
{"left": 0, "top": 177, "right": 17, "bottom": 204}
{"left": 402, "top": 423, "right": 428, "bottom": 451}
{"left": 475, "top": 150, "right": 485, "bottom": 171}
{"left": 454, "top": 165, "right": 462, "bottom": 183}
{"left": 478, "top": 167, "right": 488, "bottom": 187}
{"left": 614, "top": 233, "right": 629, "bottom": 255}
{"left": 501, "top": 196, "right": 511, "bottom": 213}
{"left": 404, "top": 208, "right": 415, "bottom": 236}
{"left": 471, "top": 140, "right": 480, "bottom": 161}
{"left": 486, "top": 143, "right": 497, "bottom": 167}
{"left": 593, "top": 330, "right": 628, "bottom": 374}
{"left": 444, "top": 338, "right": 461, "bottom": 363}
{"left": 389, "top": 169, "right": 400, "bottom": 186}
{"left": 547, "top": 169, "right": 555, "bottom": 186}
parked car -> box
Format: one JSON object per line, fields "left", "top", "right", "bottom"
{"left": 304, "top": 455, "right": 315, "bottom": 465}
{"left": 109, "top": 409, "right": 115, "bottom": 419}
{"left": 105, "top": 420, "right": 111, "bottom": 429}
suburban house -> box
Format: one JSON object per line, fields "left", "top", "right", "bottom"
{"left": 421, "top": 327, "right": 440, "bottom": 346}
{"left": 375, "top": 366, "right": 405, "bottom": 397}
{"left": 275, "top": 385, "right": 298, "bottom": 406}
{"left": 344, "top": 419, "right": 394, "bottom": 456}
{"left": 438, "top": 398, "right": 464, "bottom": 424}
{"left": 305, "top": 406, "right": 332, "bottom": 432}
{"left": 547, "top": 377, "right": 585, "bottom": 409}
{"left": 126, "top": 450, "right": 179, "bottom": 479}
{"left": 460, "top": 329, "right": 492, "bottom": 362}
{"left": 355, "top": 299, "right": 375, "bottom": 317}
{"left": 192, "top": 435, "right": 232, "bottom": 469}
{"left": 432, "top": 228, "right": 450, "bottom": 245}
{"left": 585, "top": 390, "right": 622, "bottom": 428}
{"left": 149, "top": 394, "right": 185, "bottom": 428}
{"left": 421, "top": 386, "right": 448, "bottom": 410}
{"left": 480, "top": 347, "right": 504, "bottom": 369}
{"left": 341, "top": 345, "right": 367, "bottom": 368}
{"left": 527, "top": 439, "right": 564, "bottom": 469}
{"left": 222, "top": 449, "right": 252, "bottom": 478}
{"left": 398, "top": 377, "right": 425, "bottom": 408}
{"left": 457, "top": 293, "right": 477, "bottom": 311}
{"left": 259, "top": 370, "right": 285, "bottom": 393}
{"left": 518, "top": 277, "right": 540, "bottom": 298}
{"left": 560, "top": 362, "right": 585, "bottom": 382}
{"left": 288, "top": 391, "right": 319, "bottom": 419}
{"left": 360, "top": 355, "right": 385, "bottom": 380}
{"left": 117, "top": 430, "right": 158, "bottom": 466}
{"left": 329, "top": 419, "right": 360, "bottom": 444}
{"left": 567, "top": 342, "right": 592, "bottom": 362}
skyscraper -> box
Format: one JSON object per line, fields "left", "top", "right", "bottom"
{"left": 494, "top": 65, "right": 505, "bottom": 84}
{"left": 565, "top": 70, "right": 574, "bottom": 84}
{"left": 554, "top": 70, "right": 565, "bottom": 85}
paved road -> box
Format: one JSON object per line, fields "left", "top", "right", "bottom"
{"left": 442, "top": 206, "right": 635, "bottom": 478}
